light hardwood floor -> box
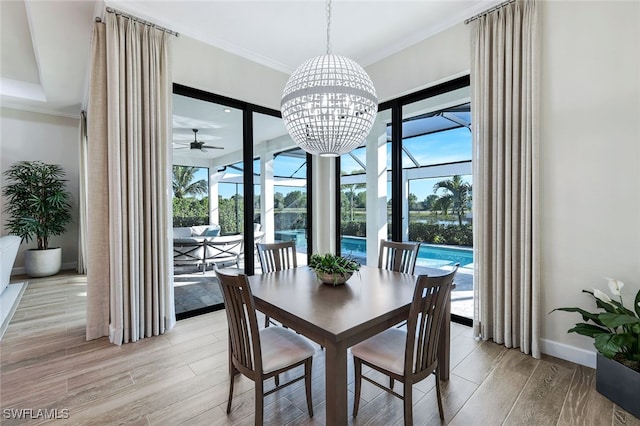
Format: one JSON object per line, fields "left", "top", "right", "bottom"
{"left": 1, "top": 273, "right": 638, "bottom": 425}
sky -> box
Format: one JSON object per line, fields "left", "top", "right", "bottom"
{"left": 182, "top": 123, "right": 471, "bottom": 200}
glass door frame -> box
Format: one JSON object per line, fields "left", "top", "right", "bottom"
{"left": 334, "top": 75, "right": 472, "bottom": 326}
{"left": 174, "top": 83, "right": 313, "bottom": 274}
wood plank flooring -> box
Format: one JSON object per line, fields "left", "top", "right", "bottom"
{"left": 1, "top": 273, "right": 638, "bottom": 425}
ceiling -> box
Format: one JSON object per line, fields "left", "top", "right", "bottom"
{"left": 1, "top": 0, "right": 497, "bottom": 160}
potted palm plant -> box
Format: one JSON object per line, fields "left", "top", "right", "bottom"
{"left": 308, "top": 253, "right": 360, "bottom": 286}
{"left": 553, "top": 278, "right": 640, "bottom": 418}
{"left": 2, "top": 161, "right": 72, "bottom": 277}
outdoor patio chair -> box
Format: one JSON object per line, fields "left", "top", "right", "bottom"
{"left": 215, "top": 267, "right": 314, "bottom": 425}
{"left": 351, "top": 265, "right": 458, "bottom": 426}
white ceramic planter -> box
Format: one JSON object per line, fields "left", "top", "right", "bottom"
{"left": 24, "top": 248, "right": 62, "bottom": 278}
{"left": 315, "top": 271, "right": 352, "bottom": 286}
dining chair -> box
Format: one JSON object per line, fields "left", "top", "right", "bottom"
{"left": 378, "top": 239, "right": 420, "bottom": 274}
{"left": 379, "top": 239, "right": 421, "bottom": 328}
{"left": 351, "top": 265, "right": 459, "bottom": 425}
{"left": 256, "top": 241, "right": 297, "bottom": 328}
{"left": 215, "top": 267, "right": 314, "bottom": 425}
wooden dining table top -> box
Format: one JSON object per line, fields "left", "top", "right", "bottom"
{"left": 248, "top": 264, "right": 418, "bottom": 346}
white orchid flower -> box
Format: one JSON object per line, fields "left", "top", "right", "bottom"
{"left": 605, "top": 277, "right": 624, "bottom": 296}
{"left": 593, "top": 289, "right": 612, "bottom": 304}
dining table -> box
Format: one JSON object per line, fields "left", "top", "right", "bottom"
{"left": 248, "top": 264, "right": 453, "bottom": 426}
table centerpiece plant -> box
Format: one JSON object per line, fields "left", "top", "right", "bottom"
{"left": 308, "top": 253, "right": 360, "bottom": 286}
{"left": 552, "top": 278, "right": 640, "bottom": 418}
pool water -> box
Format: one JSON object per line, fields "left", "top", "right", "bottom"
{"left": 341, "top": 236, "right": 473, "bottom": 269}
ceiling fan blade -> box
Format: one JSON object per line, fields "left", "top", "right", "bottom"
{"left": 201, "top": 145, "right": 224, "bottom": 150}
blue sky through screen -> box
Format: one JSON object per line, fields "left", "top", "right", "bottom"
{"left": 342, "top": 126, "right": 472, "bottom": 197}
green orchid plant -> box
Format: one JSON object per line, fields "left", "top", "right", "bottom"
{"left": 553, "top": 278, "right": 640, "bottom": 373}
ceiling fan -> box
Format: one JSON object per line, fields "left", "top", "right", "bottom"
{"left": 175, "top": 129, "right": 223, "bottom": 152}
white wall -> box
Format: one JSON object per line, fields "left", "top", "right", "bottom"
{"left": 364, "top": 0, "right": 640, "bottom": 367}
{"left": 0, "top": 107, "right": 80, "bottom": 273}
{"left": 172, "top": 35, "right": 289, "bottom": 111}
{"left": 367, "top": 21, "right": 471, "bottom": 102}
{"left": 538, "top": 0, "right": 640, "bottom": 366}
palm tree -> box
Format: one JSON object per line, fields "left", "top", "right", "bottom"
{"left": 172, "top": 166, "right": 207, "bottom": 198}
{"left": 433, "top": 175, "right": 472, "bottom": 225}
{"left": 341, "top": 169, "right": 366, "bottom": 221}
{"left": 434, "top": 195, "right": 452, "bottom": 217}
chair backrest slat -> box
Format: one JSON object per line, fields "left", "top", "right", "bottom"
{"left": 257, "top": 241, "right": 297, "bottom": 273}
{"left": 378, "top": 240, "right": 420, "bottom": 274}
{"left": 405, "top": 265, "right": 458, "bottom": 375}
{"left": 216, "top": 269, "right": 262, "bottom": 373}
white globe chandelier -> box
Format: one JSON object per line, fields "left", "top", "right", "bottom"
{"left": 281, "top": 0, "right": 378, "bottom": 157}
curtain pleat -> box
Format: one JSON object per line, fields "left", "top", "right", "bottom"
{"left": 471, "top": 0, "right": 540, "bottom": 358}
{"left": 86, "top": 13, "right": 175, "bottom": 345}
{"left": 86, "top": 22, "right": 111, "bottom": 340}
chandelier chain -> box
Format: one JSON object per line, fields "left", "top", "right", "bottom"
{"left": 326, "top": 0, "right": 332, "bottom": 55}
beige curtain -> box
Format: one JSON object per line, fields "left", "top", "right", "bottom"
{"left": 471, "top": 0, "right": 540, "bottom": 358}
{"left": 86, "top": 13, "right": 175, "bottom": 345}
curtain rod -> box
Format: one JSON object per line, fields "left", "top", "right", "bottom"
{"left": 465, "top": 0, "right": 516, "bottom": 24}
{"left": 95, "top": 7, "right": 179, "bottom": 37}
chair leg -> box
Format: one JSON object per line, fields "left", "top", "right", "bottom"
{"left": 264, "top": 315, "right": 270, "bottom": 328}
{"left": 435, "top": 371, "right": 444, "bottom": 420}
{"left": 353, "top": 357, "right": 362, "bottom": 417}
{"left": 403, "top": 381, "right": 413, "bottom": 426}
{"left": 255, "top": 380, "right": 264, "bottom": 425}
{"left": 226, "top": 368, "right": 237, "bottom": 414}
{"left": 304, "top": 357, "right": 314, "bottom": 418}
{"left": 274, "top": 374, "right": 279, "bottom": 386}
{"left": 390, "top": 377, "right": 394, "bottom": 390}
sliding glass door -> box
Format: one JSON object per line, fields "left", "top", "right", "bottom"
{"left": 337, "top": 76, "right": 473, "bottom": 322}
{"left": 171, "top": 93, "right": 243, "bottom": 318}
{"left": 253, "top": 112, "right": 310, "bottom": 271}
{"left": 171, "top": 85, "right": 313, "bottom": 319}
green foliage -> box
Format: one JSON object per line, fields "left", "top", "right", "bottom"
{"left": 283, "top": 191, "right": 306, "bottom": 209}
{"left": 2, "top": 161, "right": 72, "bottom": 250}
{"left": 172, "top": 197, "right": 208, "bottom": 227}
{"left": 218, "top": 195, "right": 244, "bottom": 235}
{"left": 408, "top": 223, "right": 473, "bottom": 246}
{"left": 339, "top": 220, "right": 473, "bottom": 246}
{"left": 275, "top": 212, "right": 306, "bottom": 231}
{"left": 341, "top": 221, "right": 366, "bottom": 237}
{"left": 308, "top": 253, "right": 360, "bottom": 279}
{"left": 553, "top": 280, "right": 640, "bottom": 372}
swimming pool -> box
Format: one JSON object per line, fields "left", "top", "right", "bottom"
{"left": 341, "top": 236, "right": 473, "bottom": 269}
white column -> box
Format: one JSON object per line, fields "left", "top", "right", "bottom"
{"left": 312, "top": 156, "right": 336, "bottom": 254}
{"left": 402, "top": 169, "right": 409, "bottom": 241}
{"left": 209, "top": 169, "right": 224, "bottom": 226}
{"left": 365, "top": 121, "right": 388, "bottom": 266}
{"left": 260, "top": 154, "right": 275, "bottom": 243}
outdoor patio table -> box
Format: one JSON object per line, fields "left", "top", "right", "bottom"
{"left": 248, "top": 265, "right": 453, "bottom": 426}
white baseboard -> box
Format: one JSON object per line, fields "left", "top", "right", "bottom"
{"left": 11, "top": 261, "right": 77, "bottom": 276}
{"left": 540, "top": 338, "right": 596, "bottom": 369}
